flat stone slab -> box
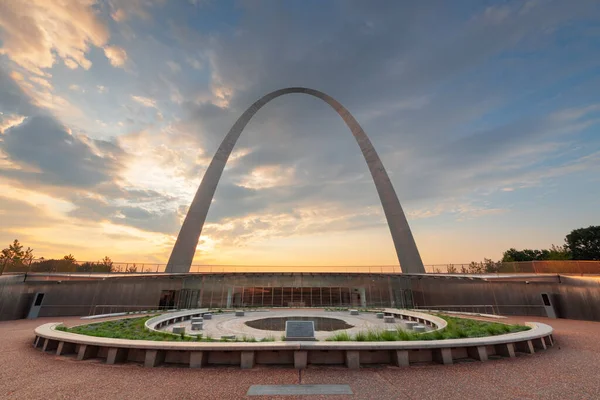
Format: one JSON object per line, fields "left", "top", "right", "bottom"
{"left": 172, "top": 326, "right": 185, "bottom": 334}
{"left": 350, "top": 309, "right": 359, "bottom": 315}
{"left": 413, "top": 325, "right": 426, "bottom": 332}
{"left": 384, "top": 316, "right": 395, "bottom": 323}
{"left": 405, "top": 321, "right": 418, "bottom": 328}
{"left": 235, "top": 311, "right": 245, "bottom": 317}
{"left": 247, "top": 385, "right": 353, "bottom": 396}
{"left": 376, "top": 313, "right": 384, "bottom": 319}
{"left": 285, "top": 320, "right": 315, "bottom": 341}
{"left": 191, "top": 322, "right": 203, "bottom": 331}
{"left": 203, "top": 313, "right": 212, "bottom": 320}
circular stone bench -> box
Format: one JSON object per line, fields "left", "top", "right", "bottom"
{"left": 382, "top": 309, "right": 447, "bottom": 332}
{"left": 33, "top": 318, "right": 553, "bottom": 370}
{"left": 144, "top": 309, "right": 211, "bottom": 336}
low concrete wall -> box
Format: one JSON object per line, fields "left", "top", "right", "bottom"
{"left": 33, "top": 320, "right": 553, "bottom": 369}
{"left": 145, "top": 309, "right": 209, "bottom": 335}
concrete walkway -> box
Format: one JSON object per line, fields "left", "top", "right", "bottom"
{"left": 1, "top": 315, "right": 599, "bottom": 399}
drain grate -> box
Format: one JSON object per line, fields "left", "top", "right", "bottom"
{"left": 247, "top": 384, "right": 353, "bottom": 396}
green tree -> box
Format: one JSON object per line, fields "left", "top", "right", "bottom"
{"left": 502, "top": 248, "right": 543, "bottom": 262}
{"left": 76, "top": 256, "right": 114, "bottom": 273}
{"left": 502, "top": 246, "right": 571, "bottom": 262}
{"left": 0, "top": 239, "right": 34, "bottom": 274}
{"left": 545, "top": 244, "right": 571, "bottom": 260}
{"left": 566, "top": 226, "right": 600, "bottom": 260}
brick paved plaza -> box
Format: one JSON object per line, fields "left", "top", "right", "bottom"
{"left": 1, "top": 315, "right": 599, "bottom": 399}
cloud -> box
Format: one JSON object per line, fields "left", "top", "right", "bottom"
{"left": 166, "top": 61, "right": 181, "bottom": 73}
{"left": 67, "top": 194, "right": 182, "bottom": 234}
{"left": 237, "top": 165, "right": 296, "bottom": 189}
{"left": 0, "top": 114, "right": 25, "bottom": 134}
{"left": 104, "top": 45, "right": 128, "bottom": 67}
{"left": 1, "top": 1, "right": 600, "bottom": 263}
{"left": 131, "top": 95, "right": 157, "bottom": 108}
{"left": 203, "top": 203, "right": 385, "bottom": 248}
{"left": 0, "top": 0, "right": 109, "bottom": 73}
{"left": 29, "top": 76, "right": 53, "bottom": 90}
{"left": 0, "top": 196, "right": 61, "bottom": 240}
{"left": 109, "top": 0, "right": 160, "bottom": 22}
{"left": 0, "top": 115, "right": 123, "bottom": 188}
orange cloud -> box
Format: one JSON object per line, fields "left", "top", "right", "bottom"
{"left": 103, "top": 45, "right": 128, "bottom": 67}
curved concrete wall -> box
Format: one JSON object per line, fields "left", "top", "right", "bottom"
{"left": 33, "top": 320, "right": 553, "bottom": 369}
{"left": 167, "top": 87, "right": 424, "bottom": 274}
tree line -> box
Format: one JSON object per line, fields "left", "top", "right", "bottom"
{"left": 0, "top": 239, "right": 132, "bottom": 274}
{"left": 438, "top": 226, "right": 600, "bottom": 274}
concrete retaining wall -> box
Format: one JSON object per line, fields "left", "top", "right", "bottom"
{"left": 3, "top": 272, "right": 600, "bottom": 322}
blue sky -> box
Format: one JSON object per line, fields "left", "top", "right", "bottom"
{"left": 0, "top": 0, "right": 599, "bottom": 266}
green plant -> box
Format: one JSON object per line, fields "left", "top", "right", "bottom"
{"left": 326, "top": 314, "right": 528, "bottom": 342}
{"left": 354, "top": 331, "right": 367, "bottom": 341}
{"left": 59, "top": 316, "right": 219, "bottom": 342}
{"left": 326, "top": 331, "right": 352, "bottom": 341}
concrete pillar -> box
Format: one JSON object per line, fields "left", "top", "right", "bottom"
{"left": 433, "top": 348, "right": 453, "bottom": 365}
{"left": 495, "top": 343, "right": 516, "bottom": 358}
{"left": 294, "top": 351, "right": 308, "bottom": 369}
{"left": 189, "top": 351, "right": 207, "bottom": 368}
{"left": 240, "top": 351, "right": 255, "bottom": 369}
{"left": 56, "top": 341, "right": 76, "bottom": 356}
{"left": 226, "top": 288, "right": 233, "bottom": 308}
{"left": 533, "top": 337, "right": 547, "bottom": 350}
{"left": 77, "top": 344, "right": 98, "bottom": 361}
{"left": 34, "top": 336, "right": 43, "bottom": 348}
{"left": 106, "top": 347, "right": 128, "bottom": 365}
{"left": 42, "top": 339, "right": 58, "bottom": 353}
{"left": 467, "top": 346, "right": 488, "bottom": 361}
{"left": 359, "top": 288, "right": 367, "bottom": 308}
{"left": 345, "top": 350, "right": 360, "bottom": 369}
{"left": 394, "top": 350, "right": 409, "bottom": 367}
{"left": 515, "top": 340, "right": 535, "bottom": 354}
{"left": 144, "top": 350, "right": 165, "bottom": 367}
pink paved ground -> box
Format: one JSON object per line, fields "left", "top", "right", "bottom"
{"left": 1, "top": 315, "right": 599, "bottom": 399}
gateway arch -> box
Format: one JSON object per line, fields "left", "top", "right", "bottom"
{"left": 166, "top": 87, "right": 425, "bottom": 274}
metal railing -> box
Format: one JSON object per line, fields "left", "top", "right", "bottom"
{"left": 414, "top": 304, "right": 548, "bottom": 317}
{"left": 2, "top": 259, "right": 600, "bottom": 275}
{"left": 424, "top": 260, "right": 600, "bottom": 275}
{"left": 415, "top": 304, "right": 498, "bottom": 315}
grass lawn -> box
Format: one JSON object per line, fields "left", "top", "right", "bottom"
{"left": 326, "top": 314, "right": 530, "bottom": 341}
{"left": 58, "top": 313, "right": 529, "bottom": 343}
{"left": 57, "top": 316, "right": 274, "bottom": 342}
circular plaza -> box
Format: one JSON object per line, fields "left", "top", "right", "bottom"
{"left": 156, "top": 309, "right": 434, "bottom": 341}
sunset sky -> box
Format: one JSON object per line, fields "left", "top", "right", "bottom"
{"left": 0, "top": 0, "right": 599, "bottom": 267}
